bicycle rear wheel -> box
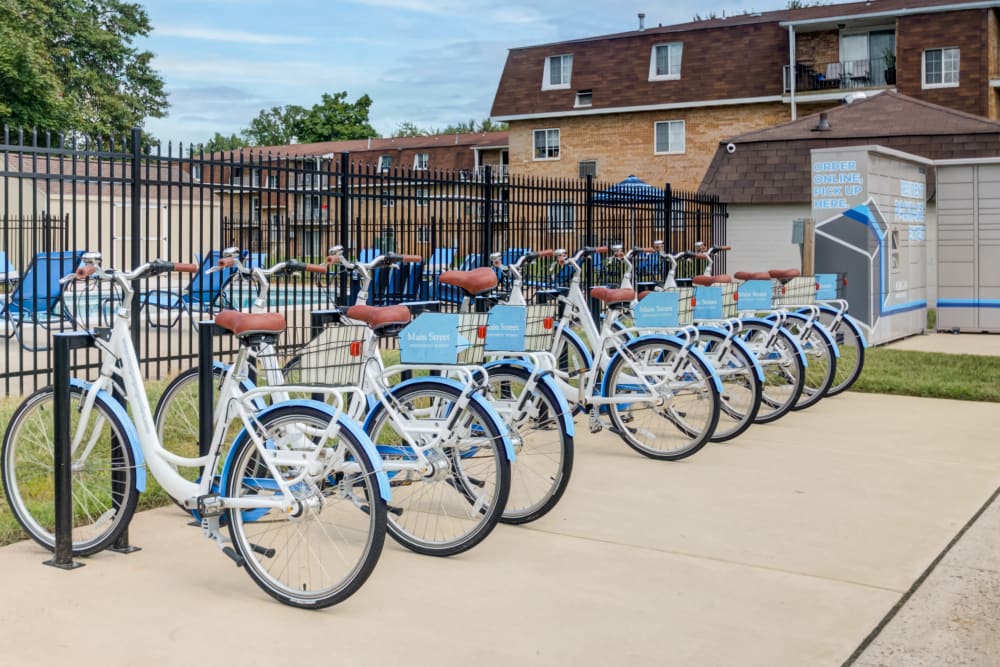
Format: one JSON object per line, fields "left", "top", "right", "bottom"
{"left": 485, "top": 365, "right": 573, "bottom": 524}
{"left": 2, "top": 384, "right": 139, "bottom": 556}
{"left": 604, "top": 337, "right": 721, "bottom": 460}
{"left": 225, "top": 404, "right": 386, "bottom": 609}
{"left": 364, "top": 380, "right": 511, "bottom": 556}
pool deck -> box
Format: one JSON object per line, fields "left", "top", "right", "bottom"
{"left": 1, "top": 391, "right": 998, "bottom": 666}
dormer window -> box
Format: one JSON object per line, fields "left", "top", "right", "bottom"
{"left": 543, "top": 54, "right": 573, "bottom": 90}
{"left": 649, "top": 42, "right": 683, "bottom": 81}
{"left": 575, "top": 90, "right": 593, "bottom": 107}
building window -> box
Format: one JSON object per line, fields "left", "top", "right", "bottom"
{"left": 923, "top": 47, "right": 959, "bottom": 88}
{"left": 579, "top": 160, "right": 597, "bottom": 178}
{"left": 649, "top": 43, "right": 683, "bottom": 81}
{"left": 267, "top": 174, "right": 278, "bottom": 189}
{"left": 417, "top": 226, "right": 431, "bottom": 244}
{"left": 191, "top": 165, "right": 202, "bottom": 182}
{"left": 251, "top": 167, "right": 261, "bottom": 187}
{"left": 381, "top": 189, "right": 395, "bottom": 208}
{"left": 414, "top": 152, "right": 429, "bottom": 170}
{"left": 547, "top": 201, "right": 575, "bottom": 231}
{"left": 575, "top": 90, "right": 592, "bottom": 107}
{"left": 251, "top": 196, "right": 261, "bottom": 223}
{"left": 654, "top": 120, "right": 685, "bottom": 154}
{"left": 231, "top": 166, "right": 243, "bottom": 186}
{"left": 415, "top": 188, "right": 430, "bottom": 206}
{"left": 378, "top": 155, "right": 392, "bottom": 172}
{"left": 533, "top": 128, "right": 560, "bottom": 160}
{"left": 542, "top": 54, "right": 573, "bottom": 90}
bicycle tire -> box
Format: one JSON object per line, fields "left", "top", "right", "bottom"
{"left": 2, "top": 384, "right": 140, "bottom": 556}
{"left": 603, "top": 336, "right": 721, "bottom": 460}
{"left": 738, "top": 321, "right": 805, "bottom": 424}
{"left": 781, "top": 313, "right": 837, "bottom": 411}
{"left": 816, "top": 310, "right": 866, "bottom": 395}
{"left": 550, "top": 327, "right": 592, "bottom": 413}
{"left": 224, "top": 403, "right": 386, "bottom": 609}
{"left": 693, "top": 328, "right": 763, "bottom": 442}
{"left": 484, "top": 364, "right": 574, "bottom": 524}
{"left": 363, "top": 380, "right": 511, "bottom": 556}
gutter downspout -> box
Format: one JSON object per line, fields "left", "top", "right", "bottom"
{"left": 789, "top": 24, "right": 797, "bottom": 121}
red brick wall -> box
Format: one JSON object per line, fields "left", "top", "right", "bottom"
{"left": 796, "top": 30, "right": 839, "bottom": 68}
{"left": 897, "top": 9, "right": 990, "bottom": 117}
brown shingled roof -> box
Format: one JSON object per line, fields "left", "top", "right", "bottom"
{"left": 698, "top": 92, "right": 1000, "bottom": 204}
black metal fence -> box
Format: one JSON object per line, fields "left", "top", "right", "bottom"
{"left": 1, "top": 127, "right": 727, "bottom": 395}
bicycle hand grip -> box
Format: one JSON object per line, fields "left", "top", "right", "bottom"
{"left": 305, "top": 263, "right": 328, "bottom": 274}
{"left": 536, "top": 249, "right": 554, "bottom": 258}
{"left": 217, "top": 257, "right": 236, "bottom": 268}
{"left": 641, "top": 247, "right": 656, "bottom": 253}
{"left": 326, "top": 255, "right": 342, "bottom": 265}
{"left": 717, "top": 245, "right": 732, "bottom": 252}
{"left": 694, "top": 253, "right": 711, "bottom": 260}
{"left": 400, "top": 254, "right": 423, "bottom": 263}
{"left": 75, "top": 265, "right": 98, "bottom": 279}
{"left": 593, "top": 245, "right": 609, "bottom": 254}
{"left": 173, "top": 262, "right": 199, "bottom": 273}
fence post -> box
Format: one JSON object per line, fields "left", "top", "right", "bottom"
{"left": 664, "top": 183, "right": 673, "bottom": 251}
{"left": 338, "top": 152, "right": 351, "bottom": 305}
{"left": 197, "top": 320, "right": 218, "bottom": 458}
{"left": 45, "top": 332, "right": 94, "bottom": 570}
{"left": 480, "top": 165, "right": 493, "bottom": 265}
{"left": 129, "top": 128, "right": 142, "bottom": 353}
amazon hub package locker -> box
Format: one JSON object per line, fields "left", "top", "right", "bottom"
{"left": 811, "top": 146, "right": 928, "bottom": 345}
{"left": 935, "top": 159, "right": 1000, "bottom": 333}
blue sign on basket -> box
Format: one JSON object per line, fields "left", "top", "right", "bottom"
{"left": 693, "top": 286, "right": 723, "bottom": 320}
{"left": 816, "top": 274, "right": 838, "bottom": 300}
{"left": 485, "top": 305, "right": 527, "bottom": 351}
{"left": 400, "top": 313, "right": 460, "bottom": 364}
{"left": 738, "top": 280, "right": 773, "bottom": 311}
{"left": 634, "top": 291, "right": 680, "bottom": 328}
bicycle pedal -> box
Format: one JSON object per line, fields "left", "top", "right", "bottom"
{"left": 221, "top": 546, "right": 245, "bottom": 567}
{"left": 588, "top": 410, "right": 603, "bottom": 434}
{"left": 387, "top": 504, "right": 404, "bottom": 517}
{"left": 196, "top": 494, "right": 225, "bottom": 518}
{"left": 250, "top": 543, "right": 276, "bottom": 559}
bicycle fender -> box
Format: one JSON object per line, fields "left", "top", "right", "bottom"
{"left": 220, "top": 399, "right": 390, "bottom": 502}
{"left": 740, "top": 317, "right": 809, "bottom": 368}
{"left": 371, "top": 376, "right": 516, "bottom": 462}
{"left": 808, "top": 304, "right": 869, "bottom": 349}
{"left": 600, "top": 333, "right": 724, "bottom": 395}
{"left": 773, "top": 312, "right": 840, "bottom": 359}
{"left": 695, "top": 325, "right": 766, "bottom": 384}
{"left": 70, "top": 379, "right": 147, "bottom": 493}
{"left": 482, "top": 358, "right": 575, "bottom": 438}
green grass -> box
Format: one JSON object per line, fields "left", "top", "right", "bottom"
{"left": 851, "top": 347, "right": 1000, "bottom": 402}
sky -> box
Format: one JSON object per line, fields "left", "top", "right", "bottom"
{"left": 138, "top": 0, "right": 765, "bottom": 146}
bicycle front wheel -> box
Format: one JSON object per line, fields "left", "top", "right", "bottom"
{"left": 739, "top": 322, "right": 805, "bottom": 424}
{"left": 604, "top": 337, "right": 721, "bottom": 460}
{"left": 694, "top": 329, "right": 762, "bottom": 442}
{"left": 365, "top": 380, "right": 511, "bottom": 556}
{"left": 817, "top": 311, "right": 865, "bottom": 395}
{"left": 782, "top": 314, "right": 837, "bottom": 411}
{"left": 2, "top": 384, "right": 139, "bottom": 555}
{"left": 225, "top": 404, "right": 386, "bottom": 609}
{"left": 485, "top": 365, "right": 573, "bottom": 524}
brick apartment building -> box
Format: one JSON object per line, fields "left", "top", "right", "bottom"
{"left": 489, "top": 0, "right": 1000, "bottom": 191}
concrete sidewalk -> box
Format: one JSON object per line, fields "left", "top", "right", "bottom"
{"left": 884, "top": 331, "right": 1000, "bottom": 357}
{"left": 1, "top": 392, "right": 998, "bottom": 666}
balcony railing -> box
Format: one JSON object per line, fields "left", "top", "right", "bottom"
{"left": 783, "top": 55, "right": 895, "bottom": 94}
{"left": 471, "top": 165, "right": 509, "bottom": 181}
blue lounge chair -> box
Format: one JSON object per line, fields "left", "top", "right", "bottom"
{"left": 2, "top": 250, "right": 84, "bottom": 351}
{"left": 139, "top": 250, "right": 266, "bottom": 329}
{"left": 0, "top": 252, "right": 18, "bottom": 286}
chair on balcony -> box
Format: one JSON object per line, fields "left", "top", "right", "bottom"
{"left": 845, "top": 60, "right": 871, "bottom": 87}
{"left": 821, "top": 62, "right": 843, "bottom": 88}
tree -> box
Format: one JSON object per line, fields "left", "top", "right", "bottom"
{"left": 391, "top": 121, "right": 429, "bottom": 138}
{"left": 0, "top": 0, "right": 168, "bottom": 139}
{"left": 197, "top": 132, "right": 247, "bottom": 154}
{"left": 240, "top": 92, "right": 378, "bottom": 146}
{"left": 242, "top": 105, "right": 306, "bottom": 146}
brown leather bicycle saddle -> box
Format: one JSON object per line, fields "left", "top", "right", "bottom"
{"left": 692, "top": 274, "right": 732, "bottom": 286}
{"left": 214, "top": 310, "right": 286, "bottom": 337}
{"left": 768, "top": 268, "right": 801, "bottom": 280}
{"left": 734, "top": 271, "right": 772, "bottom": 281}
{"left": 346, "top": 304, "right": 412, "bottom": 331}
{"left": 590, "top": 286, "right": 636, "bottom": 307}
{"left": 438, "top": 267, "right": 498, "bottom": 295}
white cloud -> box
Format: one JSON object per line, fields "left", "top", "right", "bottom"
{"left": 156, "top": 25, "right": 313, "bottom": 45}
